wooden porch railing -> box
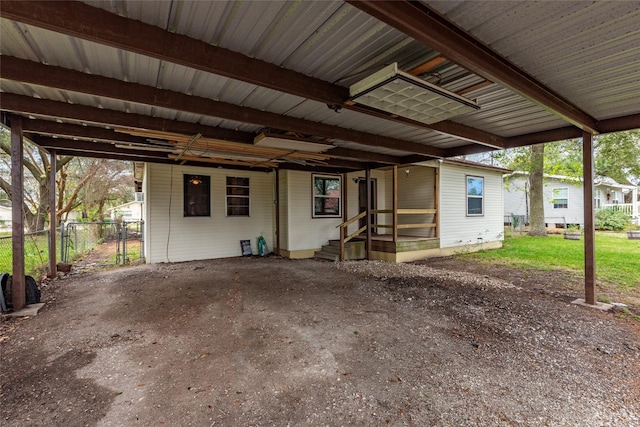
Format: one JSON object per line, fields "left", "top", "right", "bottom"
{"left": 336, "top": 208, "right": 437, "bottom": 261}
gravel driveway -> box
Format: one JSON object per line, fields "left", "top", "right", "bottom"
{"left": 1, "top": 257, "right": 639, "bottom": 426}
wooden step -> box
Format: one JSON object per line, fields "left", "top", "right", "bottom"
{"left": 313, "top": 251, "right": 339, "bottom": 262}
{"left": 315, "top": 240, "right": 365, "bottom": 261}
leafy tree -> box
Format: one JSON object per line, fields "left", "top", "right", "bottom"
{"left": 594, "top": 130, "right": 640, "bottom": 185}
{"left": 0, "top": 128, "right": 74, "bottom": 231}
{"left": 0, "top": 127, "right": 134, "bottom": 231}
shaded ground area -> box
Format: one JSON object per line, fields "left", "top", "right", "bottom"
{"left": 1, "top": 257, "right": 639, "bottom": 426}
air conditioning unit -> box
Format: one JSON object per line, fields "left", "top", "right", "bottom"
{"left": 134, "top": 192, "right": 144, "bottom": 203}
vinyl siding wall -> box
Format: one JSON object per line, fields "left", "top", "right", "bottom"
{"left": 503, "top": 175, "right": 585, "bottom": 226}
{"left": 439, "top": 164, "right": 504, "bottom": 248}
{"left": 503, "top": 175, "right": 528, "bottom": 217}
{"left": 144, "top": 163, "right": 275, "bottom": 263}
{"left": 545, "top": 179, "right": 584, "bottom": 225}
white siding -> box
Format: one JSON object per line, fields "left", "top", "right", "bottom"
{"left": 439, "top": 164, "right": 504, "bottom": 248}
{"left": 397, "top": 166, "right": 436, "bottom": 238}
{"left": 283, "top": 170, "right": 342, "bottom": 251}
{"left": 544, "top": 179, "right": 584, "bottom": 226}
{"left": 145, "top": 163, "right": 275, "bottom": 263}
{"left": 278, "top": 170, "right": 289, "bottom": 251}
{"left": 503, "top": 175, "right": 528, "bottom": 217}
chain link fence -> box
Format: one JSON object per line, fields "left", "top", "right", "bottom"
{"left": 0, "top": 220, "right": 144, "bottom": 276}
{"left": 0, "top": 229, "right": 57, "bottom": 277}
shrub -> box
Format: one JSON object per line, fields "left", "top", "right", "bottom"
{"left": 595, "top": 209, "right": 630, "bottom": 231}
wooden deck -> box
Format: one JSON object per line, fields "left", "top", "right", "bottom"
{"left": 353, "top": 234, "right": 439, "bottom": 254}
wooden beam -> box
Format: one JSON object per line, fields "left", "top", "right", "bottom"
{"left": 348, "top": 0, "right": 599, "bottom": 133}
{"left": 0, "top": 0, "right": 345, "bottom": 106}
{"left": 1, "top": 94, "right": 254, "bottom": 144}
{"left": 48, "top": 150, "right": 57, "bottom": 278}
{"left": 0, "top": 1, "right": 507, "bottom": 147}
{"left": 582, "top": 131, "right": 596, "bottom": 305}
{"left": 328, "top": 147, "right": 402, "bottom": 164}
{"left": 23, "top": 120, "right": 150, "bottom": 145}
{"left": 0, "top": 57, "right": 445, "bottom": 157}
{"left": 407, "top": 56, "right": 447, "bottom": 76}
{"left": 10, "top": 115, "right": 25, "bottom": 311}
{"left": 33, "top": 136, "right": 173, "bottom": 161}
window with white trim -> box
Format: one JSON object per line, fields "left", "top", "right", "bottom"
{"left": 226, "top": 177, "right": 250, "bottom": 216}
{"left": 312, "top": 174, "right": 341, "bottom": 218}
{"left": 552, "top": 187, "right": 568, "bottom": 209}
{"left": 466, "top": 176, "right": 484, "bottom": 216}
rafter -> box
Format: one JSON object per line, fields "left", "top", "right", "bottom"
{"left": 0, "top": 57, "right": 445, "bottom": 157}
{"left": 0, "top": 1, "right": 504, "bottom": 148}
{"left": 348, "top": 0, "right": 599, "bottom": 134}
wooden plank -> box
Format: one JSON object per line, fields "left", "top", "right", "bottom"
{"left": 399, "top": 209, "right": 437, "bottom": 214}
{"left": 393, "top": 165, "right": 398, "bottom": 243}
{"left": 366, "top": 168, "right": 372, "bottom": 261}
{"left": 407, "top": 56, "right": 447, "bottom": 76}
{"left": 434, "top": 168, "right": 439, "bottom": 238}
{"left": 397, "top": 223, "right": 436, "bottom": 229}
{"left": 11, "top": 115, "right": 25, "bottom": 310}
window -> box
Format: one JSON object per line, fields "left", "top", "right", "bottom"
{"left": 552, "top": 188, "right": 568, "bottom": 209}
{"left": 226, "top": 177, "right": 250, "bottom": 216}
{"left": 466, "top": 176, "right": 484, "bottom": 216}
{"left": 184, "top": 174, "right": 210, "bottom": 217}
{"left": 313, "top": 174, "right": 341, "bottom": 218}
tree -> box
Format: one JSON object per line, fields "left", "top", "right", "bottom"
{"left": 0, "top": 127, "right": 134, "bottom": 231}
{"left": 0, "top": 128, "right": 74, "bottom": 231}
{"left": 527, "top": 144, "right": 548, "bottom": 236}
{"left": 594, "top": 130, "right": 640, "bottom": 186}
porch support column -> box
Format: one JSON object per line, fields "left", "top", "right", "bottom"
{"left": 365, "top": 167, "right": 372, "bottom": 261}
{"left": 275, "top": 169, "right": 280, "bottom": 256}
{"left": 11, "top": 115, "right": 25, "bottom": 311}
{"left": 434, "top": 167, "right": 440, "bottom": 238}
{"left": 48, "top": 150, "right": 57, "bottom": 278}
{"left": 392, "top": 166, "right": 398, "bottom": 243}
{"left": 582, "top": 131, "right": 596, "bottom": 305}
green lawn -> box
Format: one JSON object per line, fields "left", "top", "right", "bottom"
{"left": 464, "top": 232, "right": 640, "bottom": 292}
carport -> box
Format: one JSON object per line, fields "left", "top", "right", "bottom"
{"left": 2, "top": 1, "right": 639, "bottom": 310}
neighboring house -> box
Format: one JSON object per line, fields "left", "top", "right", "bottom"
{"left": 504, "top": 172, "right": 639, "bottom": 227}
{"left": 140, "top": 159, "right": 508, "bottom": 263}
{"left": 108, "top": 201, "right": 144, "bottom": 222}
{"left": 0, "top": 202, "right": 11, "bottom": 229}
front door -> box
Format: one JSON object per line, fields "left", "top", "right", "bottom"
{"left": 358, "top": 178, "right": 377, "bottom": 232}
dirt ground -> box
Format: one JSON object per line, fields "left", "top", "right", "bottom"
{"left": 1, "top": 255, "right": 639, "bottom": 426}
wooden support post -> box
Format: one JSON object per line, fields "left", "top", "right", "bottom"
{"left": 11, "top": 115, "right": 25, "bottom": 311}
{"left": 434, "top": 167, "right": 440, "bottom": 238}
{"left": 48, "top": 150, "right": 57, "bottom": 278}
{"left": 392, "top": 165, "right": 398, "bottom": 243}
{"left": 366, "top": 167, "right": 372, "bottom": 260}
{"left": 583, "top": 131, "right": 596, "bottom": 305}
{"left": 274, "top": 169, "right": 280, "bottom": 256}
{"left": 341, "top": 172, "right": 348, "bottom": 262}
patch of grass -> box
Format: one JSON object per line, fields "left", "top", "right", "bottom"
{"left": 463, "top": 232, "right": 640, "bottom": 293}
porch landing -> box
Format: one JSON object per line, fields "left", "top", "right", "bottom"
{"left": 353, "top": 235, "right": 440, "bottom": 254}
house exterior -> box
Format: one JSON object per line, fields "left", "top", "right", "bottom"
{"left": 504, "top": 172, "right": 640, "bottom": 227}
{"left": 0, "top": 202, "right": 11, "bottom": 229}
{"left": 108, "top": 201, "right": 144, "bottom": 222}
{"left": 141, "top": 159, "right": 507, "bottom": 264}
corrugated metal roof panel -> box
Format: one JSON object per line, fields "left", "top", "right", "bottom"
{"left": 428, "top": 0, "right": 640, "bottom": 121}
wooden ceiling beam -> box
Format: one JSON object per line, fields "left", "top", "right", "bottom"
{"left": 348, "top": 0, "right": 599, "bottom": 134}
{"left": 23, "top": 120, "right": 150, "bottom": 145}
{"left": 1, "top": 57, "right": 445, "bottom": 157}
{"left": 0, "top": 1, "right": 504, "bottom": 148}
{"left": 1, "top": 93, "right": 255, "bottom": 143}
